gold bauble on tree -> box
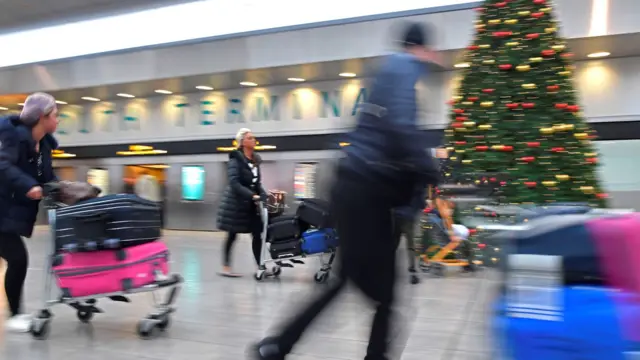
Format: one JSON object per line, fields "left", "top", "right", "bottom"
{"left": 540, "top": 127, "right": 555, "bottom": 134}
{"left": 478, "top": 124, "right": 492, "bottom": 130}
{"left": 542, "top": 181, "right": 557, "bottom": 187}
{"left": 580, "top": 186, "right": 595, "bottom": 194}
{"left": 522, "top": 83, "right": 537, "bottom": 89}
{"left": 481, "top": 101, "right": 494, "bottom": 107}
{"left": 545, "top": 27, "right": 557, "bottom": 33}
{"left": 556, "top": 174, "right": 570, "bottom": 181}
{"left": 517, "top": 65, "right": 531, "bottom": 72}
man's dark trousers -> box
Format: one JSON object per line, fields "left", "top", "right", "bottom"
{"left": 273, "top": 176, "right": 397, "bottom": 360}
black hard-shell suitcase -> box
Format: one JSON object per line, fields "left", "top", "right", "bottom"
{"left": 268, "top": 215, "right": 302, "bottom": 242}
{"left": 269, "top": 239, "right": 302, "bottom": 259}
{"left": 55, "top": 194, "right": 162, "bottom": 252}
{"left": 296, "top": 199, "right": 332, "bottom": 229}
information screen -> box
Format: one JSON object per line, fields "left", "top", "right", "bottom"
{"left": 87, "top": 168, "right": 109, "bottom": 196}
{"left": 181, "top": 166, "right": 206, "bottom": 201}
{"left": 294, "top": 163, "right": 317, "bottom": 199}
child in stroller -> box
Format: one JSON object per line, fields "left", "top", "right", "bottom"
{"left": 419, "top": 189, "right": 477, "bottom": 276}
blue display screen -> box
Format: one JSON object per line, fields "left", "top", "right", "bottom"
{"left": 181, "top": 166, "right": 205, "bottom": 201}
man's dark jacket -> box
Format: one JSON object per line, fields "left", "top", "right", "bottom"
{"left": 338, "top": 52, "right": 440, "bottom": 205}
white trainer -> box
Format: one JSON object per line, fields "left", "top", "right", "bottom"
{"left": 5, "top": 314, "right": 32, "bottom": 333}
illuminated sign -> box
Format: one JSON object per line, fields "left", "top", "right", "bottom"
{"left": 52, "top": 149, "right": 76, "bottom": 158}
{"left": 116, "top": 145, "right": 167, "bottom": 156}
{"left": 216, "top": 140, "right": 277, "bottom": 152}
{"left": 181, "top": 166, "right": 206, "bottom": 201}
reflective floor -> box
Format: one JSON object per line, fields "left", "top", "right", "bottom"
{"left": 0, "top": 227, "right": 496, "bottom": 360}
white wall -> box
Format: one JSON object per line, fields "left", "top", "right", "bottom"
{"left": 49, "top": 57, "right": 640, "bottom": 147}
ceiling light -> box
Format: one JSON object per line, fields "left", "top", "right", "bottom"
{"left": 117, "top": 93, "right": 135, "bottom": 98}
{"left": 240, "top": 81, "right": 258, "bottom": 87}
{"left": 587, "top": 51, "right": 610, "bottom": 58}
{"left": 155, "top": 89, "right": 172, "bottom": 95}
{"left": 0, "top": 107, "right": 8, "bottom": 111}
{"left": 339, "top": 72, "right": 357, "bottom": 78}
{"left": 81, "top": 97, "right": 100, "bottom": 102}
{"left": 55, "top": 100, "right": 68, "bottom": 105}
{"left": 196, "top": 85, "right": 214, "bottom": 91}
{"left": 18, "top": 103, "right": 24, "bottom": 106}
{"left": 455, "top": 63, "right": 470, "bottom": 68}
{"left": 288, "top": 77, "right": 305, "bottom": 82}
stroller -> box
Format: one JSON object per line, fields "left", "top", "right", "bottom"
{"left": 30, "top": 182, "right": 183, "bottom": 340}
{"left": 418, "top": 184, "right": 482, "bottom": 277}
{"left": 255, "top": 199, "right": 338, "bottom": 284}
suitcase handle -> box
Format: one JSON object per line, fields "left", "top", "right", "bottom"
{"left": 72, "top": 212, "right": 110, "bottom": 223}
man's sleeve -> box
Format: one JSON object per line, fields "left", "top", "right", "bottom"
{"left": 0, "top": 128, "right": 39, "bottom": 196}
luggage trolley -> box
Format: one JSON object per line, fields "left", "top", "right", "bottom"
{"left": 254, "top": 201, "right": 337, "bottom": 283}
{"left": 30, "top": 183, "right": 184, "bottom": 340}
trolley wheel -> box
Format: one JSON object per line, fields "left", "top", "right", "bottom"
{"left": 314, "top": 271, "right": 329, "bottom": 284}
{"left": 77, "top": 310, "right": 94, "bottom": 323}
{"left": 271, "top": 266, "right": 282, "bottom": 278}
{"left": 432, "top": 264, "right": 445, "bottom": 277}
{"left": 254, "top": 270, "right": 266, "bottom": 281}
{"left": 30, "top": 319, "right": 51, "bottom": 340}
{"left": 410, "top": 274, "right": 421, "bottom": 285}
{"left": 150, "top": 313, "right": 171, "bottom": 331}
{"left": 136, "top": 319, "right": 157, "bottom": 340}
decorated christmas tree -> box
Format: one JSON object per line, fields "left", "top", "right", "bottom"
{"left": 443, "top": 0, "right": 607, "bottom": 207}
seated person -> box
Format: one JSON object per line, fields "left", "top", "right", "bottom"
{"left": 425, "top": 199, "right": 470, "bottom": 242}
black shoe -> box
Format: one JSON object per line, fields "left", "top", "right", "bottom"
{"left": 410, "top": 274, "right": 421, "bottom": 285}
{"left": 249, "top": 338, "right": 285, "bottom": 360}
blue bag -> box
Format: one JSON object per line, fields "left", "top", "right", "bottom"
{"left": 493, "top": 286, "right": 640, "bottom": 360}
{"left": 301, "top": 228, "right": 338, "bottom": 254}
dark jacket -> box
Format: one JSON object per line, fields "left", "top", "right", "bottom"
{"left": 217, "top": 150, "right": 267, "bottom": 233}
{"left": 395, "top": 185, "right": 427, "bottom": 220}
{"left": 0, "top": 115, "right": 58, "bottom": 237}
{"left": 338, "top": 53, "right": 440, "bottom": 206}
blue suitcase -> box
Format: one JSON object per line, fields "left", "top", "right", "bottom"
{"left": 55, "top": 194, "right": 162, "bottom": 252}
{"left": 493, "top": 286, "right": 640, "bottom": 360}
{"left": 301, "top": 228, "right": 338, "bottom": 255}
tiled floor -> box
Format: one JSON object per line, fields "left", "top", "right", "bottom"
{"left": 0, "top": 227, "right": 496, "bottom": 359}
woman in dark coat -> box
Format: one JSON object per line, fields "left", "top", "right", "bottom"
{"left": 0, "top": 93, "right": 59, "bottom": 332}
{"left": 217, "top": 128, "right": 267, "bottom": 277}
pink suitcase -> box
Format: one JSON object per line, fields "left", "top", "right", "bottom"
{"left": 588, "top": 214, "right": 640, "bottom": 341}
{"left": 52, "top": 241, "right": 170, "bottom": 298}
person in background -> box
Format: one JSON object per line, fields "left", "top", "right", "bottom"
{"left": 217, "top": 128, "right": 268, "bottom": 277}
{"left": 0, "top": 93, "right": 59, "bottom": 332}
{"left": 393, "top": 185, "right": 427, "bottom": 284}
{"left": 393, "top": 148, "right": 448, "bottom": 284}
{"left": 251, "top": 22, "right": 441, "bottom": 360}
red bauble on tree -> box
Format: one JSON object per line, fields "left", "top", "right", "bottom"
{"left": 541, "top": 49, "right": 556, "bottom": 56}
{"left": 456, "top": 116, "right": 468, "bottom": 122}
{"left": 482, "top": 88, "right": 495, "bottom": 94}
{"left": 495, "top": 1, "right": 507, "bottom": 7}
{"left": 506, "top": 102, "right": 519, "bottom": 109}
{"left": 527, "top": 142, "right": 541, "bottom": 148}
{"left": 468, "top": 96, "right": 479, "bottom": 101}
{"left": 551, "top": 147, "right": 565, "bottom": 152}
{"left": 555, "top": 103, "right": 568, "bottom": 109}
{"left": 499, "top": 64, "right": 513, "bottom": 70}
{"left": 521, "top": 156, "right": 536, "bottom": 163}
{"left": 526, "top": 33, "right": 540, "bottom": 40}
{"left": 468, "top": 45, "right": 479, "bottom": 51}
{"left": 454, "top": 108, "right": 465, "bottom": 114}
{"left": 522, "top": 102, "right": 535, "bottom": 109}
{"left": 524, "top": 182, "right": 537, "bottom": 188}
{"left": 566, "top": 105, "right": 580, "bottom": 112}
{"left": 547, "top": 85, "right": 560, "bottom": 91}
{"left": 533, "top": 0, "right": 546, "bottom": 4}
{"left": 476, "top": 145, "right": 489, "bottom": 151}
{"left": 531, "top": 12, "right": 544, "bottom": 19}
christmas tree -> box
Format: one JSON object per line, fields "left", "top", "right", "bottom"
{"left": 443, "top": 0, "right": 607, "bottom": 207}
